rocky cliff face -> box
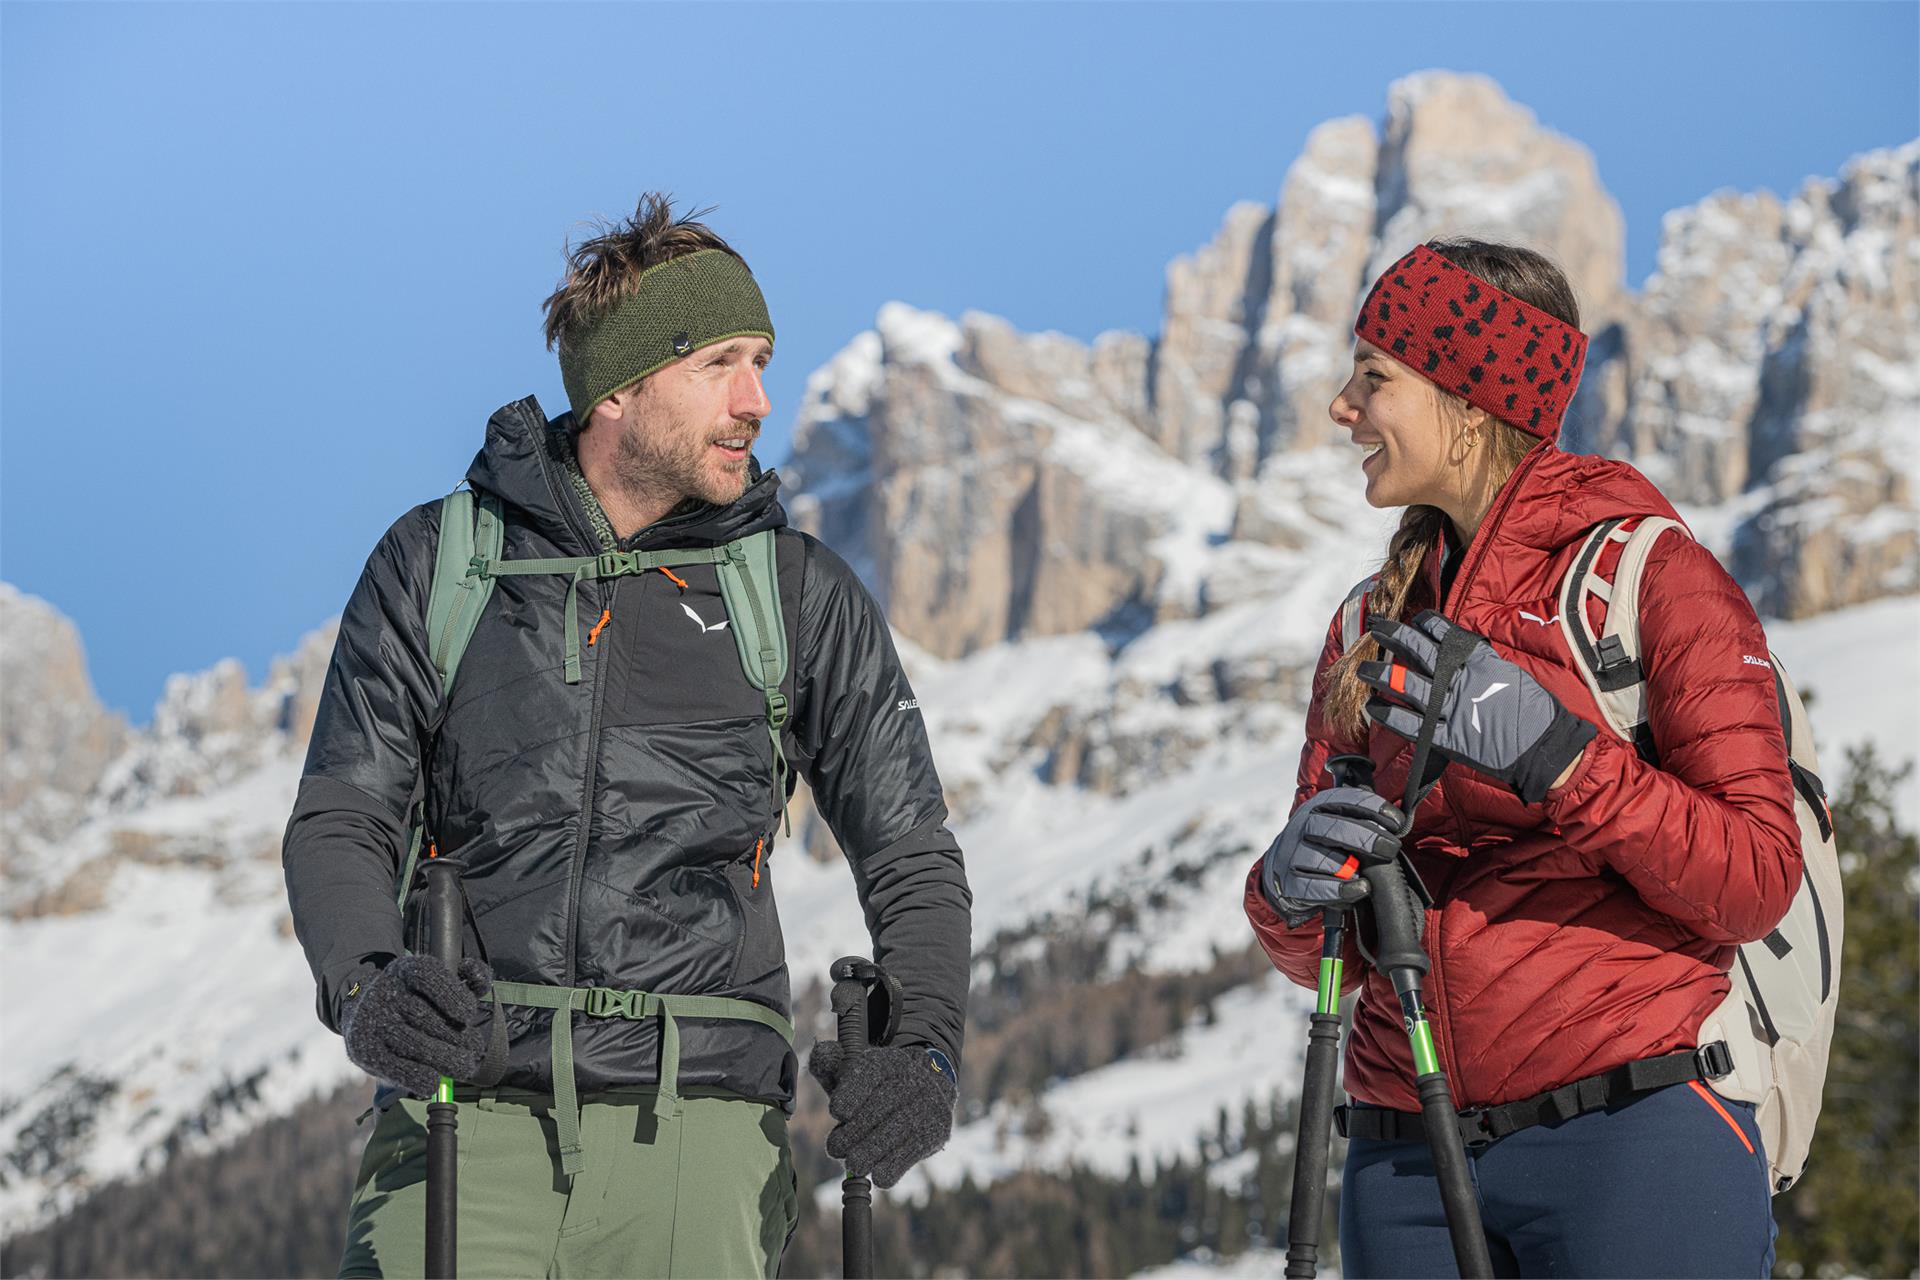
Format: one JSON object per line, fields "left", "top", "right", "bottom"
{"left": 1577, "top": 143, "right": 1920, "bottom": 618}
{"left": 786, "top": 74, "right": 1918, "bottom": 658}
{"left": 0, "top": 586, "right": 335, "bottom": 910}
{"left": 0, "top": 585, "right": 127, "bottom": 869}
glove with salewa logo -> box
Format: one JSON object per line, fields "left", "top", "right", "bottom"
{"left": 808, "top": 1041, "right": 959, "bottom": 1188}
{"left": 1359, "top": 610, "right": 1597, "bottom": 805}
{"left": 340, "top": 954, "right": 493, "bottom": 1099}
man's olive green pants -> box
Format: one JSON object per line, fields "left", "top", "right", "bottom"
{"left": 337, "top": 1089, "right": 797, "bottom": 1279}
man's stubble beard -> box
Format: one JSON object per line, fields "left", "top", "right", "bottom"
{"left": 609, "top": 411, "right": 753, "bottom": 512}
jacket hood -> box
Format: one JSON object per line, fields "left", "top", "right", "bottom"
{"left": 465, "top": 395, "right": 787, "bottom": 556}
{"left": 1479, "top": 443, "right": 1683, "bottom": 560}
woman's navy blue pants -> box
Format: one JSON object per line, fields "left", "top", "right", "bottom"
{"left": 1339, "top": 1081, "right": 1777, "bottom": 1277}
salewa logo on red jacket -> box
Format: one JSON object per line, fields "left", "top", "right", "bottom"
{"left": 1743, "top": 655, "right": 1773, "bottom": 669}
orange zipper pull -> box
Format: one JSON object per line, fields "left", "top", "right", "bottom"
{"left": 658, "top": 565, "right": 689, "bottom": 590}
{"left": 752, "top": 837, "right": 764, "bottom": 889}
{"left": 588, "top": 608, "right": 612, "bottom": 645}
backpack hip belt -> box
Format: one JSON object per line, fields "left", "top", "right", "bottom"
{"left": 1335, "top": 1045, "right": 1734, "bottom": 1147}
{"left": 487, "top": 980, "right": 795, "bottom": 1179}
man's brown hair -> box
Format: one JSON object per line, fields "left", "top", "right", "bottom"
{"left": 541, "top": 193, "right": 746, "bottom": 353}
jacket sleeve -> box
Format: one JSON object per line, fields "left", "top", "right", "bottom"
{"left": 791, "top": 535, "right": 973, "bottom": 1069}
{"left": 1543, "top": 533, "right": 1803, "bottom": 944}
{"left": 282, "top": 503, "right": 442, "bottom": 1031}
{"left": 1245, "top": 603, "right": 1373, "bottom": 994}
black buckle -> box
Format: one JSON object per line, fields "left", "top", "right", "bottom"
{"left": 1695, "top": 1041, "right": 1734, "bottom": 1081}
{"left": 1595, "top": 634, "right": 1634, "bottom": 673}
{"left": 1458, "top": 1107, "right": 1497, "bottom": 1149}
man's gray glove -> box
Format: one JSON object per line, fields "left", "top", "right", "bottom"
{"left": 340, "top": 955, "right": 493, "bottom": 1099}
{"left": 1359, "top": 610, "right": 1598, "bottom": 805}
{"left": 807, "top": 1042, "right": 958, "bottom": 1188}
{"left": 1259, "top": 786, "right": 1404, "bottom": 927}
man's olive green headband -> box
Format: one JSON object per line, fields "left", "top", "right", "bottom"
{"left": 559, "top": 248, "right": 775, "bottom": 427}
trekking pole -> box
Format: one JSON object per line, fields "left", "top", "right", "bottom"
{"left": 422, "top": 856, "right": 465, "bottom": 1280}
{"left": 1366, "top": 823, "right": 1493, "bottom": 1279}
{"left": 829, "top": 956, "right": 878, "bottom": 1280}
{"left": 1283, "top": 754, "right": 1371, "bottom": 1279}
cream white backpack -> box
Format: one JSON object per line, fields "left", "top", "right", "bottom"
{"left": 1558, "top": 515, "right": 1842, "bottom": 1193}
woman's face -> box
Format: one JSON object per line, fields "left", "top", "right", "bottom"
{"left": 1329, "top": 339, "right": 1460, "bottom": 510}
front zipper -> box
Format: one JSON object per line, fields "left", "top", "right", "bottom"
{"left": 1414, "top": 442, "right": 1553, "bottom": 1104}
{"left": 563, "top": 573, "right": 624, "bottom": 987}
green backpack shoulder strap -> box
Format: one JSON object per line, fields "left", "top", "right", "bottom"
{"left": 713, "top": 529, "right": 793, "bottom": 830}
{"left": 425, "top": 488, "right": 504, "bottom": 696}
{"left": 397, "top": 487, "right": 505, "bottom": 906}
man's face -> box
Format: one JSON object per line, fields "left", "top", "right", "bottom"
{"left": 605, "top": 336, "right": 774, "bottom": 508}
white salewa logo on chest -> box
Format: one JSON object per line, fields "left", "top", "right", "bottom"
{"left": 681, "top": 603, "right": 730, "bottom": 634}
{"left": 1743, "top": 654, "right": 1773, "bottom": 669}
{"left": 1469, "top": 681, "right": 1510, "bottom": 732}
{"left": 1518, "top": 610, "right": 1561, "bottom": 627}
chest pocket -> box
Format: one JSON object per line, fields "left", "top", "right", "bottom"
{"left": 601, "top": 565, "right": 770, "bottom": 729}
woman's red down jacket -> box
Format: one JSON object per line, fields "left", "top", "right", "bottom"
{"left": 1244, "top": 444, "right": 1804, "bottom": 1112}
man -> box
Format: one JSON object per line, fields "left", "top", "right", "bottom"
{"left": 284, "top": 194, "right": 972, "bottom": 1278}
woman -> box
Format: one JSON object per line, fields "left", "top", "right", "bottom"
{"left": 1245, "top": 240, "right": 1802, "bottom": 1277}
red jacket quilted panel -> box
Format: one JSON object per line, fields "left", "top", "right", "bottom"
{"left": 1245, "top": 444, "right": 1803, "bottom": 1111}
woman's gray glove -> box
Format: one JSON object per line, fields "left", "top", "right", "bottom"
{"left": 1259, "top": 786, "right": 1405, "bottom": 927}
{"left": 340, "top": 955, "right": 493, "bottom": 1099}
{"left": 1360, "top": 610, "right": 1597, "bottom": 805}
{"left": 807, "top": 1042, "right": 958, "bottom": 1188}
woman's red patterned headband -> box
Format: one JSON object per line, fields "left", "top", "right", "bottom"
{"left": 1354, "top": 244, "right": 1587, "bottom": 440}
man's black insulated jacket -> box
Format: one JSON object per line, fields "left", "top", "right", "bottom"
{"left": 283, "top": 397, "right": 972, "bottom": 1107}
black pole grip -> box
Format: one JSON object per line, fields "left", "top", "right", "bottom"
{"left": 830, "top": 956, "right": 873, "bottom": 1056}
{"left": 1325, "top": 753, "right": 1376, "bottom": 791}
{"left": 1417, "top": 1071, "right": 1495, "bottom": 1278}
{"left": 830, "top": 956, "right": 877, "bottom": 1279}
{"left": 1283, "top": 1010, "right": 1346, "bottom": 1278}
{"left": 422, "top": 859, "right": 464, "bottom": 1280}
{"left": 1360, "top": 860, "right": 1430, "bottom": 979}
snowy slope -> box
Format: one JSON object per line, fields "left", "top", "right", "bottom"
{"left": 3, "top": 564, "right": 1913, "bottom": 1235}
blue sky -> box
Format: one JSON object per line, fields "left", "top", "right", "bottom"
{"left": 3, "top": 1, "right": 1915, "bottom": 719}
